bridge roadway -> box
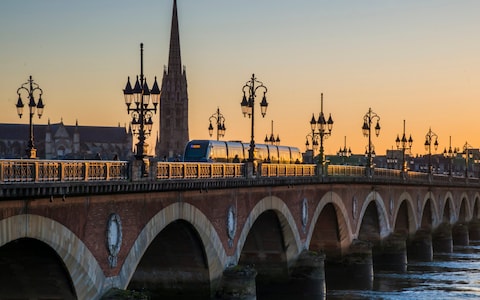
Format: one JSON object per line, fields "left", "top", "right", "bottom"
{"left": 1, "top": 159, "right": 480, "bottom": 299}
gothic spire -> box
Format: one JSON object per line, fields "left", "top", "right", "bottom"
{"left": 168, "top": 0, "right": 182, "bottom": 76}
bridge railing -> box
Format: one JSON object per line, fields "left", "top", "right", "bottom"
{"left": 328, "top": 165, "right": 366, "bottom": 177}
{"left": 0, "top": 159, "right": 129, "bottom": 183}
{"left": 156, "top": 162, "right": 244, "bottom": 179}
{"left": 259, "top": 163, "right": 316, "bottom": 177}
{"left": 2, "top": 158, "right": 480, "bottom": 187}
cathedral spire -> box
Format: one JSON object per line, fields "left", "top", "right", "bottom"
{"left": 168, "top": 0, "right": 182, "bottom": 76}
{"left": 156, "top": 0, "right": 189, "bottom": 159}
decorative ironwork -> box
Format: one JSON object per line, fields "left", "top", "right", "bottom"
{"left": 0, "top": 160, "right": 128, "bottom": 183}
{"left": 15, "top": 76, "right": 46, "bottom": 159}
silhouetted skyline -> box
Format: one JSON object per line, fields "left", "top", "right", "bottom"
{"left": 1, "top": 1, "right": 479, "bottom": 156}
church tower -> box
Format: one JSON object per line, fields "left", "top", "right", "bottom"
{"left": 156, "top": 0, "right": 189, "bottom": 159}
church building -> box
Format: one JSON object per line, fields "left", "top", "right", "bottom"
{"left": 0, "top": 120, "right": 133, "bottom": 160}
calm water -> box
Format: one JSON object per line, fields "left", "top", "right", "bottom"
{"left": 327, "top": 241, "right": 480, "bottom": 300}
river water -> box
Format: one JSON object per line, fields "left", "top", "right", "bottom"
{"left": 327, "top": 241, "right": 480, "bottom": 299}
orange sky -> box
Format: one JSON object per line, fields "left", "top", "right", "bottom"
{"left": 1, "top": 1, "right": 479, "bottom": 157}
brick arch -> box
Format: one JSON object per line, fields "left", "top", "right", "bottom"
{"left": 235, "top": 196, "right": 302, "bottom": 269}
{"left": 457, "top": 192, "right": 471, "bottom": 223}
{"left": 423, "top": 191, "right": 440, "bottom": 227}
{"left": 356, "top": 191, "right": 390, "bottom": 239}
{"left": 440, "top": 192, "right": 455, "bottom": 225}
{"left": 307, "top": 191, "right": 353, "bottom": 254}
{"left": 472, "top": 193, "right": 480, "bottom": 220}
{"left": 0, "top": 214, "right": 104, "bottom": 300}
{"left": 118, "top": 202, "right": 227, "bottom": 294}
{"left": 392, "top": 192, "right": 418, "bottom": 236}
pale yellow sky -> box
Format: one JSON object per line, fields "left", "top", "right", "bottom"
{"left": 1, "top": 1, "right": 479, "bottom": 157}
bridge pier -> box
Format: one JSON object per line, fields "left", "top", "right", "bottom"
{"left": 407, "top": 230, "right": 433, "bottom": 261}
{"left": 216, "top": 265, "right": 257, "bottom": 300}
{"left": 452, "top": 223, "right": 469, "bottom": 246}
{"left": 373, "top": 234, "right": 407, "bottom": 272}
{"left": 288, "top": 250, "right": 326, "bottom": 299}
{"left": 469, "top": 221, "right": 480, "bottom": 240}
{"left": 432, "top": 223, "right": 453, "bottom": 253}
{"left": 325, "top": 240, "right": 373, "bottom": 290}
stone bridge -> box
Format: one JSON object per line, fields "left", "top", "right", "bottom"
{"left": 1, "top": 159, "right": 479, "bottom": 299}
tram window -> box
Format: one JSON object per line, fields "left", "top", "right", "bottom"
{"left": 210, "top": 144, "right": 227, "bottom": 162}
{"left": 278, "top": 146, "right": 291, "bottom": 163}
{"left": 255, "top": 144, "right": 269, "bottom": 162}
{"left": 227, "top": 142, "right": 245, "bottom": 162}
{"left": 267, "top": 145, "right": 279, "bottom": 163}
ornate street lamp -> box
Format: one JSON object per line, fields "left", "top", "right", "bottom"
{"left": 337, "top": 136, "right": 352, "bottom": 164}
{"left": 443, "top": 136, "right": 457, "bottom": 176}
{"left": 395, "top": 120, "right": 413, "bottom": 173}
{"left": 241, "top": 74, "right": 268, "bottom": 163}
{"left": 16, "top": 76, "right": 45, "bottom": 159}
{"left": 309, "top": 93, "right": 333, "bottom": 175}
{"left": 424, "top": 127, "right": 439, "bottom": 173}
{"left": 305, "top": 132, "right": 319, "bottom": 164}
{"left": 123, "top": 43, "right": 161, "bottom": 171}
{"left": 208, "top": 107, "right": 226, "bottom": 141}
{"left": 362, "top": 107, "right": 380, "bottom": 177}
{"left": 461, "top": 141, "right": 474, "bottom": 178}
{"left": 265, "top": 120, "right": 280, "bottom": 146}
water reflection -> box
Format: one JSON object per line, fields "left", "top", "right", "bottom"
{"left": 327, "top": 242, "right": 480, "bottom": 299}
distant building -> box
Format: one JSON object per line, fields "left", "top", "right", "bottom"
{"left": 0, "top": 120, "right": 133, "bottom": 160}
{"left": 156, "top": 0, "right": 189, "bottom": 160}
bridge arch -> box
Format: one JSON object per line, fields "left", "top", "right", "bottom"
{"left": 0, "top": 214, "right": 104, "bottom": 299}
{"left": 235, "top": 196, "right": 302, "bottom": 269}
{"left": 118, "top": 202, "right": 227, "bottom": 294}
{"left": 392, "top": 192, "right": 418, "bottom": 236}
{"left": 307, "top": 191, "right": 352, "bottom": 255}
{"left": 440, "top": 192, "right": 455, "bottom": 225}
{"left": 472, "top": 193, "right": 480, "bottom": 220}
{"left": 457, "top": 192, "right": 471, "bottom": 223}
{"left": 356, "top": 191, "right": 390, "bottom": 240}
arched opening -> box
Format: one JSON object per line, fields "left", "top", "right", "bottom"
{"left": 458, "top": 198, "right": 468, "bottom": 223}
{"left": 310, "top": 203, "right": 341, "bottom": 257}
{"left": 421, "top": 199, "right": 434, "bottom": 230}
{"left": 0, "top": 238, "right": 76, "bottom": 299}
{"left": 469, "top": 197, "right": 480, "bottom": 240}
{"left": 442, "top": 200, "right": 452, "bottom": 224}
{"left": 358, "top": 201, "right": 381, "bottom": 243}
{"left": 394, "top": 200, "right": 410, "bottom": 237}
{"left": 473, "top": 198, "right": 480, "bottom": 220}
{"left": 127, "top": 220, "right": 210, "bottom": 299}
{"left": 238, "top": 210, "right": 288, "bottom": 295}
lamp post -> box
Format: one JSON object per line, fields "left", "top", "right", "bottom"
{"left": 309, "top": 93, "right": 334, "bottom": 175}
{"left": 240, "top": 74, "right": 268, "bottom": 163}
{"left": 265, "top": 120, "right": 280, "bottom": 146}
{"left": 123, "top": 43, "right": 161, "bottom": 172}
{"left": 305, "top": 132, "right": 319, "bottom": 164}
{"left": 424, "top": 127, "right": 439, "bottom": 174}
{"left": 395, "top": 120, "right": 413, "bottom": 173}
{"left": 443, "top": 136, "right": 457, "bottom": 176}
{"left": 305, "top": 133, "right": 319, "bottom": 154}
{"left": 15, "top": 76, "right": 45, "bottom": 159}
{"left": 362, "top": 107, "right": 380, "bottom": 177}
{"left": 208, "top": 107, "right": 226, "bottom": 141}
{"left": 337, "top": 136, "right": 352, "bottom": 165}
{"left": 462, "top": 141, "right": 474, "bottom": 178}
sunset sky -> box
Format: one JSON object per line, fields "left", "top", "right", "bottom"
{"left": 1, "top": 0, "right": 479, "bottom": 157}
